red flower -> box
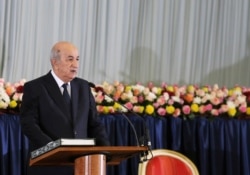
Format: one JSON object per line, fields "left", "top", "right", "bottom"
{"left": 243, "top": 91, "right": 250, "bottom": 102}
{"left": 95, "top": 86, "right": 104, "bottom": 93}
{"left": 16, "top": 85, "right": 24, "bottom": 93}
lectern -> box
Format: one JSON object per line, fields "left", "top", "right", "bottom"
{"left": 29, "top": 146, "right": 148, "bottom": 175}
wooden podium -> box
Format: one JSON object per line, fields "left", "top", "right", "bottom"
{"left": 29, "top": 146, "right": 148, "bottom": 175}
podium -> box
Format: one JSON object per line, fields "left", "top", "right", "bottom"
{"left": 29, "top": 146, "right": 148, "bottom": 175}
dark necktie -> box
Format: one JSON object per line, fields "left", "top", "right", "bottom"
{"left": 62, "top": 83, "right": 71, "bottom": 111}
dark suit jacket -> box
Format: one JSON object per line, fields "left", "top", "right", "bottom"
{"left": 20, "top": 72, "right": 110, "bottom": 175}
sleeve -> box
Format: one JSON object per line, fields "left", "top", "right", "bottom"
{"left": 20, "top": 82, "right": 52, "bottom": 150}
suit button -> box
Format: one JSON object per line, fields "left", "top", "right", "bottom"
{"left": 74, "top": 131, "right": 77, "bottom": 136}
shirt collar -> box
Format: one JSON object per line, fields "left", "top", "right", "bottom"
{"left": 51, "top": 70, "right": 70, "bottom": 88}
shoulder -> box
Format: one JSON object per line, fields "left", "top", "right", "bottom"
{"left": 71, "top": 77, "right": 89, "bottom": 86}
{"left": 70, "top": 78, "right": 93, "bottom": 95}
{"left": 23, "top": 72, "right": 53, "bottom": 89}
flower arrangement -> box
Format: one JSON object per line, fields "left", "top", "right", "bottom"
{"left": 0, "top": 78, "right": 25, "bottom": 114}
{"left": 91, "top": 81, "right": 250, "bottom": 119}
{"left": 1, "top": 79, "right": 250, "bottom": 119}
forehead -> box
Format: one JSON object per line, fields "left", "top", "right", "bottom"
{"left": 53, "top": 42, "right": 79, "bottom": 58}
{"left": 60, "top": 46, "right": 79, "bottom": 57}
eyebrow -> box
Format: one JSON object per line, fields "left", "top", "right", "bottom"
{"left": 67, "top": 55, "right": 79, "bottom": 59}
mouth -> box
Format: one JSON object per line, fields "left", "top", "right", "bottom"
{"left": 70, "top": 70, "right": 77, "bottom": 73}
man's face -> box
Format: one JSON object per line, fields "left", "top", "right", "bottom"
{"left": 53, "top": 47, "right": 79, "bottom": 82}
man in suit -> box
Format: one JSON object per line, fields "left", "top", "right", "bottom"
{"left": 20, "top": 41, "right": 110, "bottom": 175}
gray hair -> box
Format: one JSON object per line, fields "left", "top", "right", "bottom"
{"left": 50, "top": 48, "right": 61, "bottom": 60}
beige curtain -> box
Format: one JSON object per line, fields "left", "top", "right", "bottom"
{"left": 0, "top": 0, "right": 249, "bottom": 87}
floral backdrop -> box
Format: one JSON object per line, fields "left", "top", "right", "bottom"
{"left": 1, "top": 79, "right": 250, "bottom": 119}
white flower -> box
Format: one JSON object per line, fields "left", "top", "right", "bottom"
{"left": 132, "top": 84, "right": 145, "bottom": 93}
{"left": 0, "top": 101, "right": 8, "bottom": 109}
{"left": 227, "top": 100, "right": 236, "bottom": 108}
{"left": 104, "top": 95, "right": 113, "bottom": 103}
{"left": 171, "top": 96, "right": 181, "bottom": 103}
{"left": 151, "top": 87, "right": 158, "bottom": 94}
{"left": 143, "top": 87, "right": 150, "bottom": 95}
{"left": 193, "top": 97, "right": 202, "bottom": 104}
{"left": 145, "top": 92, "right": 157, "bottom": 102}
{"left": 0, "top": 86, "right": 10, "bottom": 109}
{"left": 120, "top": 105, "right": 128, "bottom": 112}
{"left": 91, "top": 90, "right": 97, "bottom": 96}
{"left": 163, "top": 92, "right": 169, "bottom": 101}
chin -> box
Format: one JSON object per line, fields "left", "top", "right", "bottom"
{"left": 70, "top": 74, "right": 77, "bottom": 79}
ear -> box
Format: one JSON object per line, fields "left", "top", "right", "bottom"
{"left": 51, "top": 58, "right": 59, "bottom": 70}
{"left": 51, "top": 58, "right": 59, "bottom": 64}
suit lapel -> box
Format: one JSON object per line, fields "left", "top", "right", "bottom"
{"left": 43, "top": 73, "right": 72, "bottom": 123}
{"left": 70, "top": 81, "right": 79, "bottom": 124}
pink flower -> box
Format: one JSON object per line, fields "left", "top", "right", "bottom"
{"left": 95, "top": 92, "right": 104, "bottom": 103}
{"left": 163, "top": 92, "right": 170, "bottom": 101}
{"left": 138, "top": 95, "right": 144, "bottom": 103}
{"left": 161, "top": 82, "right": 167, "bottom": 88}
{"left": 216, "top": 90, "right": 225, "bottom": 98}
{"left": 205, "top": 104, "right": 213, "bottom": 111}
{"left": 130, "top": 96, "right": 138, "bottom": 104}
{"left": 210, "top": 97, "right": 221, "bottom": 106}
{"left": 211, "top": 109, "right": 219, "bottom": 116}
{"left": 133, "top": 106, "right": 144, "bottom": 113}
{"left": 239, "top": 105, "right": 247, "bottom": 113}
{"left": 157, "top": 107, "right": 166, "bottom": 116}
{"left": 96, "top": 105, "right": 104, "bottom": 113}
{"left": 173, "top": 108, "right": 181, "bottom": 117}
{"left": 108, "top": 107, "right": 115, "bottom": 113}
{"left": 12, "top": 93, "right": 22, "bottom": 101}
{"left": 124, "top": 102, "right": 134, "bottom": 110}
{"left": 199, "top": 105, "right": 206, "bottom": 114}
{"left": 201, "top": 95, "right": 209, "bottom": 103}
{"left": 182, "top": 105, "right": 191, "bottom": 115}
{"left": 104, "top": 84, "right": 115, "bottom": 95}
{"left": 148, "top": 82, "right": 154, "bottom": 89}
{"left": 153, "top": 102, "right": 160, "bottom": 108}
{"left": 219, "top": 104, "right": 229, "bottom": 113}
{"left": 168, "top": 99, "right": 174, "bottom": 105}
{"left": 196, "top": 89, "right": 206, "bottom": 97}
{"left": 157, "top": 96, "right": 166, "bottom": 106}
{"left": 116, "top": 84, "right": 125, "bottom": 92}
{"left": 113, "top": 81, "right": 120, "bottom": 86}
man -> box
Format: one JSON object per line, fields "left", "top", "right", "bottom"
{"left": 20, "top": 41, "right": 110, "bottom": 175}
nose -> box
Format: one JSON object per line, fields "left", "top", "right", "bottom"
{"left": 72, "top": 59, "right": 79, "bottom": 68}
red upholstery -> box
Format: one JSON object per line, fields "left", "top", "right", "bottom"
{"left": 146, "top": 155, "right": 193, "bottom": 175}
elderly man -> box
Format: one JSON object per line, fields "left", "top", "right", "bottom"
{"left": 20, "top": 41, "right": 110, "bottom": 175}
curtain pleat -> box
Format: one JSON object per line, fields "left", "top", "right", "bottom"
{"left": 0, "top": 0, "right": 249, "bottom": 87}
{"left": 1, "top": 114, "right": 250, "bottom": 175}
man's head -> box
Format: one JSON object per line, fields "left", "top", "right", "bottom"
{"left": 50, "top": 41, "right": 79, "bottom": 83}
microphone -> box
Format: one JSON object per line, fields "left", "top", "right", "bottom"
{"left": 88, "top": 82, "right": 96, "bottom": 89}
{"left": 88, "top": 82, "right": 152, "bottom": 151}
{"left": 89, "top": 82, "right": 140, "bottom": 146}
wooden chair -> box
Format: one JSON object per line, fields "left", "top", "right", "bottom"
{"left": 138, "top": 149, "right": 199, "bottom": 175}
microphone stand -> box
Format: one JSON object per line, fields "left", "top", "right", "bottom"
{"left": 116, "top": 104, "right": 152, "bottom": 162}
{"left": 89, "top": 82, "right": 152, "bottom": 161}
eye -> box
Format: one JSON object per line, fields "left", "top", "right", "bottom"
{"left": 67, "top": 56, "right": 74, "bottom": 61}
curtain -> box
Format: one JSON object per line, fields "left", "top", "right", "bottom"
{"left": 1, "top": 114, "right": 250, "bottom": 175}
{"left": 0, "top": 114, "right": 28, "bottom": 175}
{"left": 0, "top": 0, "right": 249, "bottom": 87}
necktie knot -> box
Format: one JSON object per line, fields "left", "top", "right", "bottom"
{"left": 62, "top": 83, "right": 68, "bottom": 90}
{"left": 62, "top": 83, "right": 71, "bottom": 103}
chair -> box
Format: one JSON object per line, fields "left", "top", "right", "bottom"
{"left": 138, "top": 149, "right": 199, "bottom": 175}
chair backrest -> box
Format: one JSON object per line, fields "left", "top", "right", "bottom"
{"left": 138, "top": 149, "right": 199, "bottom": 175}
